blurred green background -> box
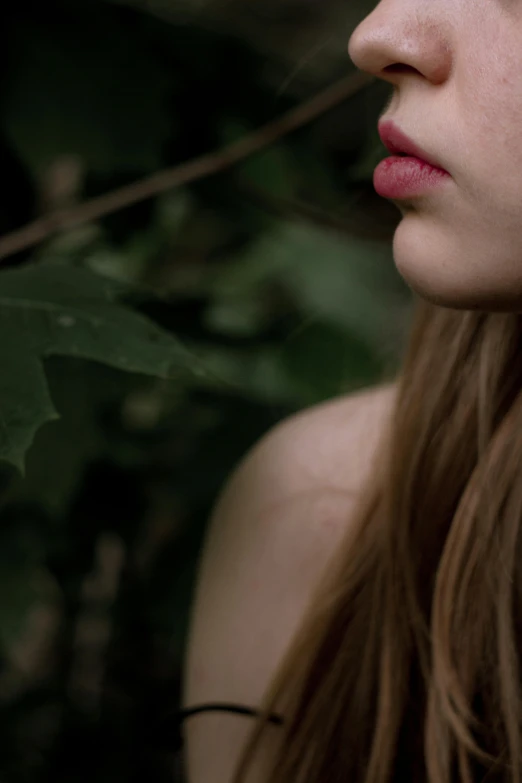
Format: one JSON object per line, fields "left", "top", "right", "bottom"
{"left": 0, "top": 0, "right": 413, "bottom": 780}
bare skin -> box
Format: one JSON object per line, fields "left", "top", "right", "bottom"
{"left": 182, "top": 381, "right": 397, "bottom": 782}
{"left": 182, "top": 0, "right": 522, "bottom": 778}
{"left": 349, "top": 0, "right": 522, "bottom": 312}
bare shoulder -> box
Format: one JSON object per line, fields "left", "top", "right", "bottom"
{"left": 255, "top": 379, "right": 398, "bottom": 501}
{"left": 182, "top": 380, "right": 397, "bottom": 783}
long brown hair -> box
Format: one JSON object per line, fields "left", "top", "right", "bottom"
{"left": 230, "top": 297, "right": 522, "bottom": 783}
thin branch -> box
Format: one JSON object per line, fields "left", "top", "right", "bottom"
{"left": 0, "top": 71, "right": 374, "bottom": 262}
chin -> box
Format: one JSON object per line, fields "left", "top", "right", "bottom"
{"left": 391, "top": 215, "right": 522, "bottom": 314}
{"left": 397, "top": 267, "right": 522, "bottom": 313}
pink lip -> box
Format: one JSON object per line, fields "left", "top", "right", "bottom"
{"left": 377, "top": 119, "right": 447, "bottom": 172}
{"left": 374, "top": 118, "right": 451, "bottom": 200}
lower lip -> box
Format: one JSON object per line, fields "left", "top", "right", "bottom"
{"left": 373, "top": 156, "right": 450, "bottom": 199}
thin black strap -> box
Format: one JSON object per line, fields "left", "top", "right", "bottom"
{"left": 178, "top": 701, "right": 285, "bottom": 726}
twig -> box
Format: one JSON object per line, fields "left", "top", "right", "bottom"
{"left": 0, "top": 71, "right": 374, "bottom": 262}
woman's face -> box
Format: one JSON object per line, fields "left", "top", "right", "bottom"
{"left": 348, "top": 0, "right": 522, "bottom": 311}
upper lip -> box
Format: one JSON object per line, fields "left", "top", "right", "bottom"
{"left": 377, "top": 119, "right": 447, "bottom": 171}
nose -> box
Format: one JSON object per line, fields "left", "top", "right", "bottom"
{"left": 348, "top": 0, "right": 452, "bottom": 87}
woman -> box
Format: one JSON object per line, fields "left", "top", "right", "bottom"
{"left": 182, "top": 0, "right": 522, "bottom": 780}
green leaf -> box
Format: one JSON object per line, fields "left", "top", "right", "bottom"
{"left": 278, "top": 319, "right": 384, "bottom": 405}
{"left": 0, "top": 264, "right": 197, "bottom": 475}
{"left": 21, "top": 358, "right": 137, "bottom": 516}
{"left": 180, "top": 340, "right": 302, "bottom": 407}
{"left": 209, "top": 221, "right": 411, "bottom": 353}
{"left": 203, "top": 296, "right": 271, "bottom": 337}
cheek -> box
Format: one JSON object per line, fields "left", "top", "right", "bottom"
{"left": 458, "top": 48, "right": 522, "bottom": 202}
{"left": 470, "top": 23, "right": 522, "bottom": 142}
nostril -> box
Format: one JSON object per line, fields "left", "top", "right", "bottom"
{"left": 384, "top": 63, "right": 416, "bottom": 74}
